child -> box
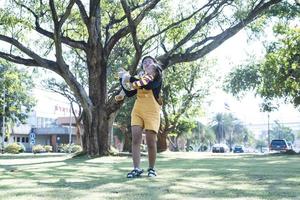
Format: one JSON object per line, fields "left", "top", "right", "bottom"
{"left": 119, "top": 56, "right": 163, "bottom": 178}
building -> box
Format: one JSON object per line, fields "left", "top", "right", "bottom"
{"left": 1, "top": 87, "right": 81, "bottom": 152}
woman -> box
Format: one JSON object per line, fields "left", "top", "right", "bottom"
{"left": 120, "top": 56, "right": 162, "bottom": 178}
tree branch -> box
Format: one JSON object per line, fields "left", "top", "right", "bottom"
{"left": 13, "top": 0, "right": 87, "bottom": 51}
{"left": 0, "top": 51, "right": 39, "bottom": 66}
{"left": 59, "top": 0, "right": 76, "bottom": 28}
{"left": 75, "top": 0, "right": 89, "bottom": 26}
{"left": 49, "top": 0, "right": 76, "bottom": 67}
{"left": 159, "top": 0, "right": 282, "bottom": 68}
{"left": 141, "top": 0, "right": 216, "bottom": 47}
{"left": 105, "top": 0, "right": 160, "bottom": 57}
{"left": 121, "top": 0, "right": 142, "bottom": 72}
{"left": 167, "top": 0, "right": 231, "bottom": 56}
{"left": 0, "top": 34, "right": 57, "bottom": 70}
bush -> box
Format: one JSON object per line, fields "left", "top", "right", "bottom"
{"left": 5, "top": 143, "right": 22, "bottom": 154}
{"left": 32, "top": 145, "right": 46, "bottom": 153}
{"left": 17, "top": 142, "right": 26, "bottom": 152}
{"left": 44, "top": 145, "right": 53, "bottom": 152}
{"left": 59, "top": 144, "right": 82, "bottom": 153}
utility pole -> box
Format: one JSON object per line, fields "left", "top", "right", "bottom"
{"left": 1, "top": 83, "right": 5, "bottom": 154}
{"left": 268, "top": 113, "right": 270, "bottom": 151}
{"left": 69, "top": 102, "right": 72, "bottom": 146}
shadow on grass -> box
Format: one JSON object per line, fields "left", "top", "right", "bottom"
{"left": 1, "top": 153, "right": 300, "bottom": 199}
{"left": 0, "top": 153, "right": 67, "bottom": 159}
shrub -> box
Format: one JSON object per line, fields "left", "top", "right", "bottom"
{"left": 32, "top": 145, "right": 46, "bottom": 153}
{"left": 17, "top": 142, "right": 26, "bottom": 152}
{"left": 5, "top": 143, "right": 22, "bottom": 154}
{"left": 59, "top": 144, "right": 82, "bottom": 153}
{"left": 44, "top": 145, "right": 53, "bottom": 152}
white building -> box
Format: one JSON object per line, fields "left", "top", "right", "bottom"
{"left": 2, "top": 87, "right": 80, "bottom": 152}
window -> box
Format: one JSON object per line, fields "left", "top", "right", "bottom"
{"left": 17, "top": 137, "right": 20, "bottom": 142}
{"left": 13, "top": 136, "right": 16, "bottom": 142}
{"left": 22, "top": 137, "right": 25, "bottom": 143}
{"left": 25, "top": 137, "right": 29, "bottom": 143}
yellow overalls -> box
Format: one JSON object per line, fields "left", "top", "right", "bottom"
{"left": 131, "top": 88, "right": 161, "bottom": 133}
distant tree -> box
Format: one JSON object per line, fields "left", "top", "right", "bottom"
{"left": 270, "top": 121, "right": 295, "bottom": 142}
{"left": 158, "top": 61, "right": 214, "bottom": 152}
{"left": 168, "top": 117, "right": 196, "bottom": 151}
{"left": 0, "top": 62, "right": 35, "bottom": 139}
{"left": 210, "top": 113, "right": 253, "bottom": 148}
{"left": 190, "top": 121, "right": 216, "bottom": 151}
{"left": 224, "top": 26, "right": 300, "bottom": 107}
{"left": 224, "top": 1, "right": 300, "bottom": 108}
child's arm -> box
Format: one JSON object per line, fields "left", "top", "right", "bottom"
{"left": 131, "top": 74, "right": 155, "bottom": 89}
{"left": 119, "top": 78, "right": 137, "bottom": 97}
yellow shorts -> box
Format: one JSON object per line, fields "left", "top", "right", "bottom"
{"left": 131, "top": 89, "right": 160, "bottom": 133}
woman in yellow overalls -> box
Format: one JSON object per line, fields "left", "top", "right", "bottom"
{"left": 120, "top": 56, "right": 162, "bottom": 178}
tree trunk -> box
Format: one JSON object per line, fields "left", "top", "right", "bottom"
{"left": 82, "top": 108, "right": 111, "bottom": 156}
{"left": 75, "top": 122, "right": 82, "bottom": 146}
{"left": 157, "top": 130, "right": 168, "bottom": 152}
{"left": 123, "top": 125, "right": 132, "bottom": 152}
{"left": 107, "top": 112, "right": 118, "bottom": 147}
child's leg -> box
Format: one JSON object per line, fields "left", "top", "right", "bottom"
{"left": 131, "top": 125, "right": 143, "bottom": 168}
{"left": 145, "top": 130, "right": 157, "bottom": 169}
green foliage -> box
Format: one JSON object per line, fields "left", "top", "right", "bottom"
{"left": 224, "top": 63, "right": 261, "bottom": 99}
{"left": 0, "top": 62, "right": 36, "bottom": 137}
{"left": 161, "top": 60, "right": 215, "bottom": 137}
{"left": 224, "top": 26, "right": 300, "bottom": 107}
{"left": 4, "top": 143, "right": 22, "bottom": 154}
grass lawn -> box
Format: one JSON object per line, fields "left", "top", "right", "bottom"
{"left": 0, "top": 152, "right": 299, "bottom": 200}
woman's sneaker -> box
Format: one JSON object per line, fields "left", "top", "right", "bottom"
{"left": 127, "top": 168, "right": 144, "bottom": 178}
{"left": 147, "top": 168, "right": 157, "bottom": 177}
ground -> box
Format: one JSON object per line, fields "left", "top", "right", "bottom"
{"left": 0, "top": 152, "right": 299, "bottom": 200}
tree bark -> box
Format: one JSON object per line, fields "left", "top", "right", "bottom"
{"left": 157, "top": 130, "right": 168, "bottom": 152}
{"left": 123, "top": 125, "right": 132, "bottom": 152}
{"left": 75, "top": 122, "right": 82, "bottom": 145}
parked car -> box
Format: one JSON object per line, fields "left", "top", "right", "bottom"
{"left": 212, "top": 143, "right": 229, "bottom": 153}
{"left": 233, "top": 146, "right": 244, "bottom": 153}
{"left": 270, "top": 139, "right": 289, "bottom": 151}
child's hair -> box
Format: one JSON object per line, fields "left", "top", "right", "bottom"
{"left": 150, "top": 63, "right": 163, "bottom": 81}
{"left": 141, "top": 56, "right": 158, "bottom": 65}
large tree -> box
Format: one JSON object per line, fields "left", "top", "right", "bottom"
{"left": 0, "top": 0, "right": 288, "bottom": 156}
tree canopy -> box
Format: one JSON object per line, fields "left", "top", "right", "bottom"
{"left": 0, "top": 0, "right": 294, "bottom": 155}
{"left": 224, "top": 26, "right": 300, "bottom": 108}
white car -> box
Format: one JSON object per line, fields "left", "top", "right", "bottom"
{"left": 212, "top": 143, "right": 229, "bottom": 153}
